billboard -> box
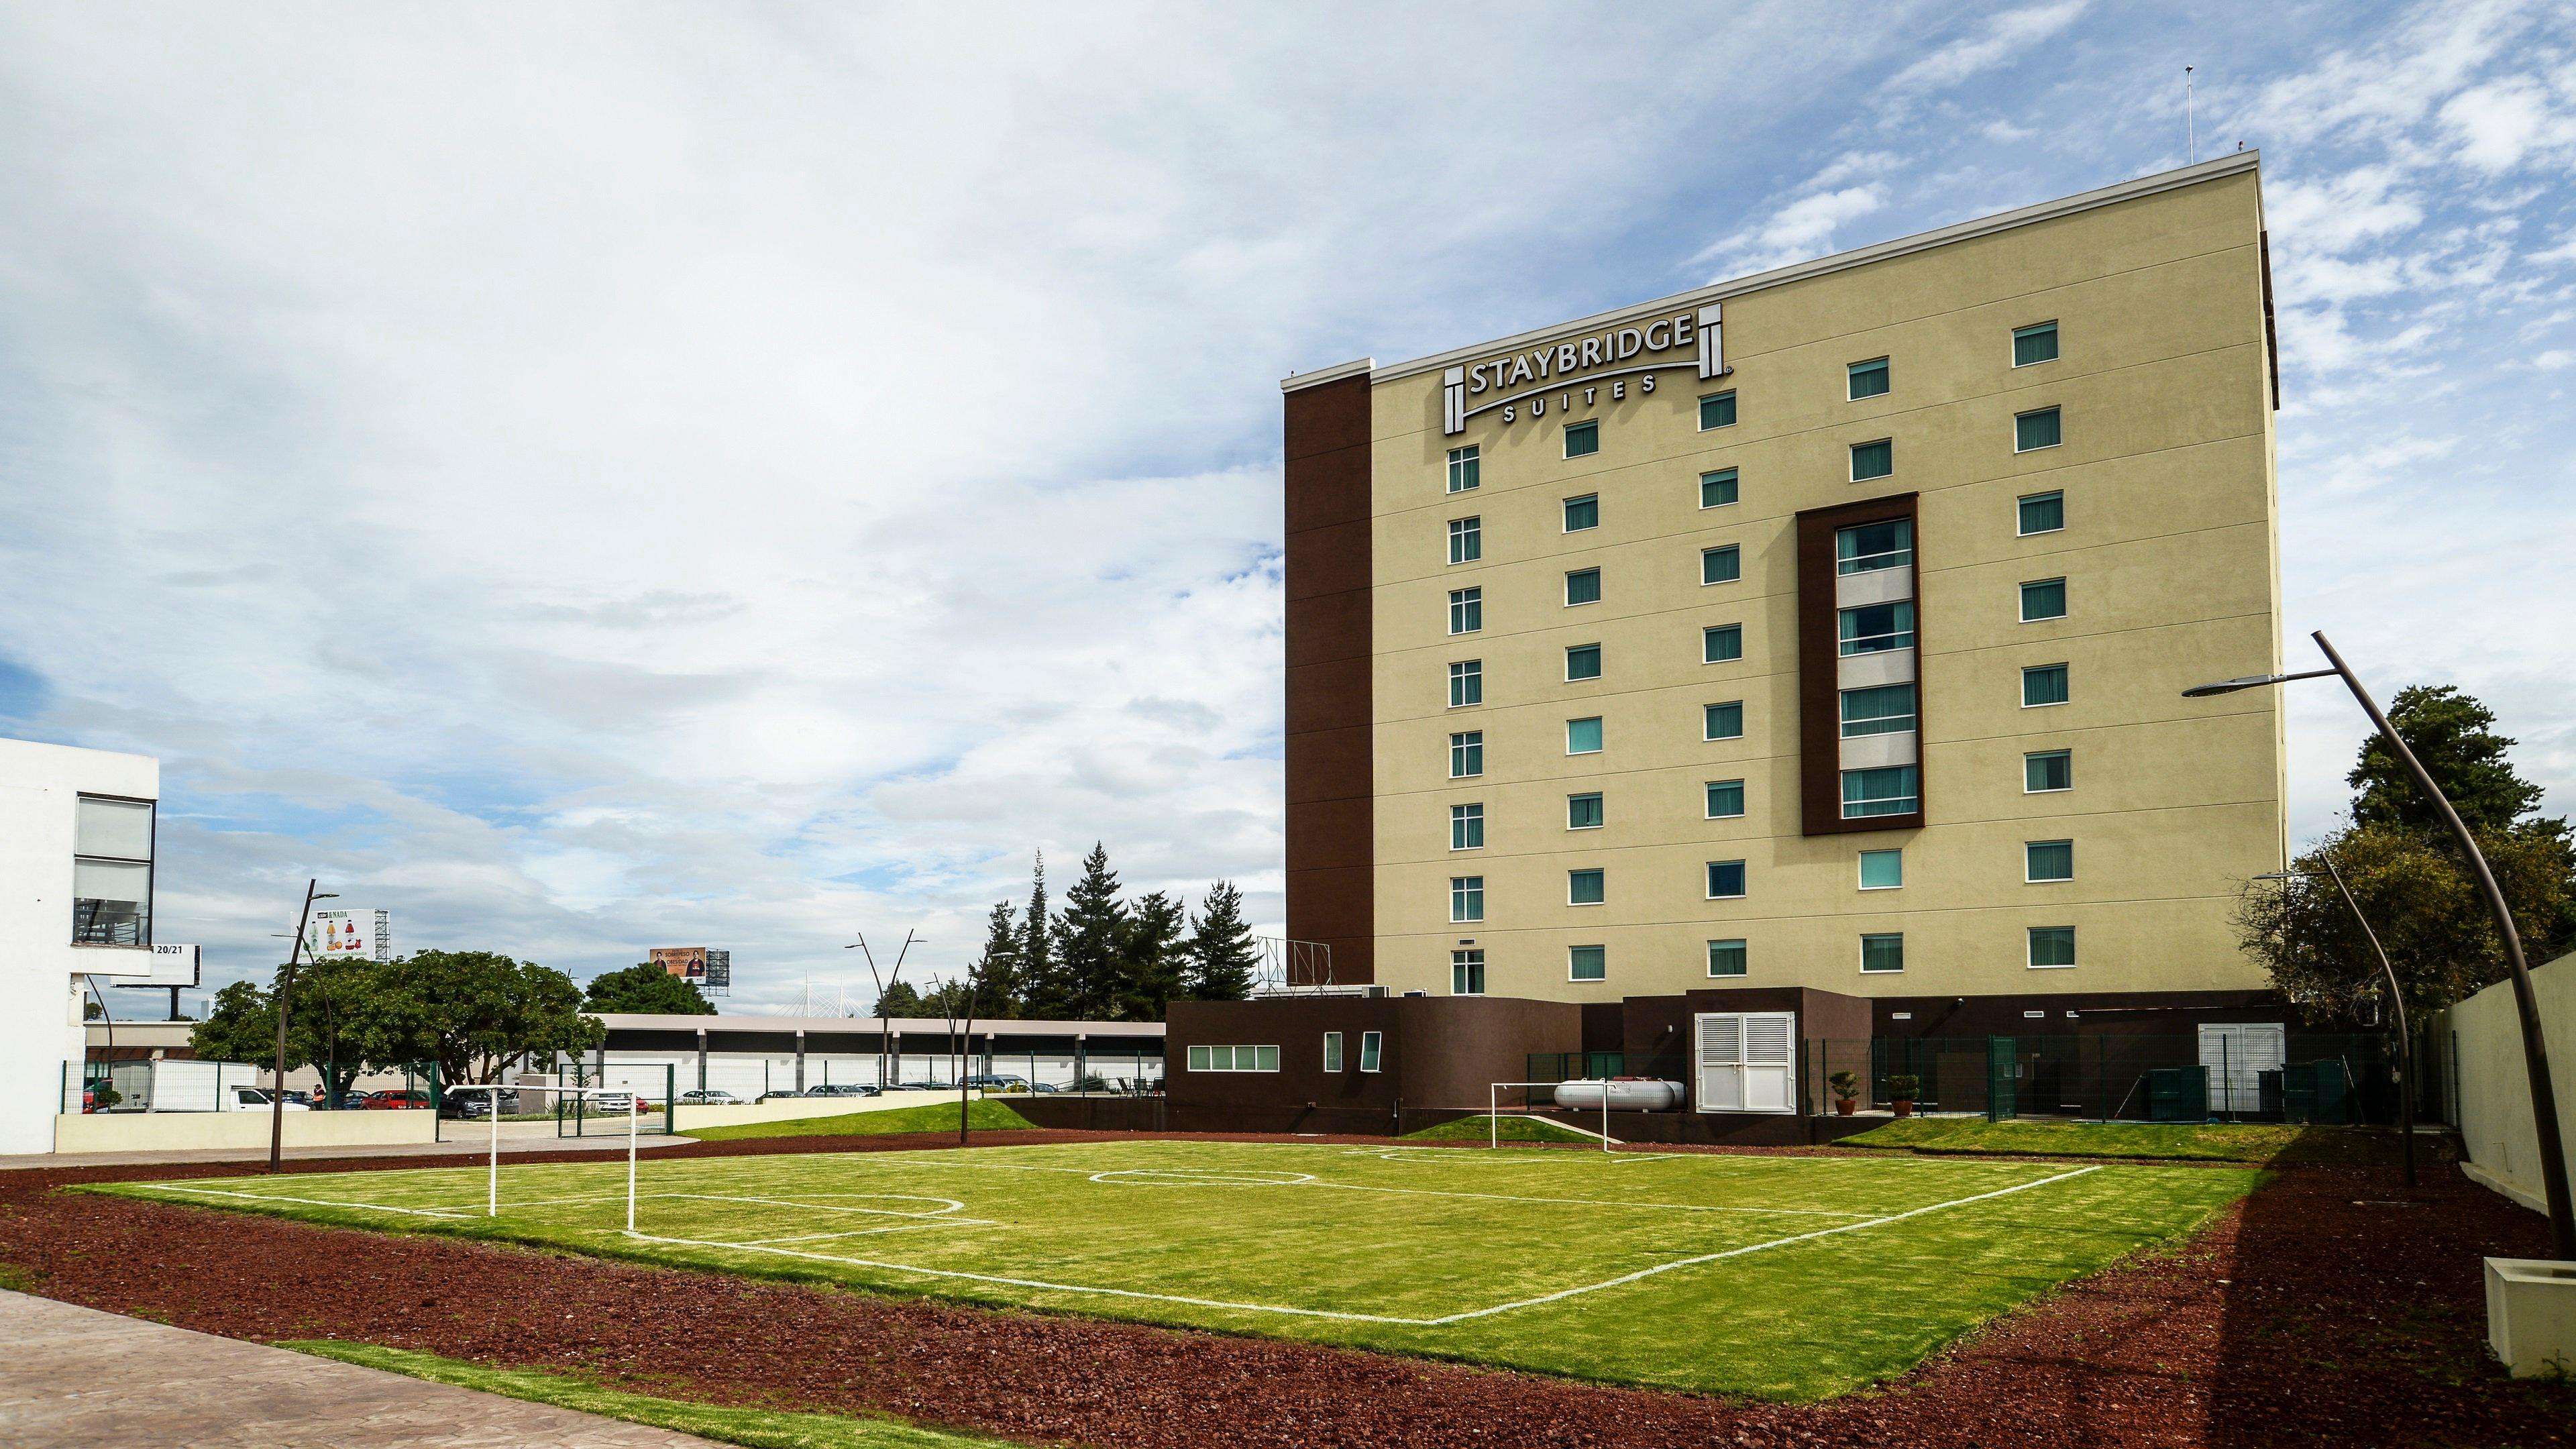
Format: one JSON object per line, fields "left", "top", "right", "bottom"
{"left": 312, "top": 909, "right": 392, "bottom": 961}
{"left": 107, "top": 943, "right": 200, "bottom": 989}
{"left": 652, "top": 947, "right": 731, "bottom": 996}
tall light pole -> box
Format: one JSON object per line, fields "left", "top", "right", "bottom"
{"left": 2188, "top": 630, "right": 2567, "bottom": 1256}
{"left": 848, "top": 930, "right": 918, "bottom": 1091}
{"left": 270, "top": 881, "right": 335, "bottom": 1175}
{"left": 2255, "top": 863, "right": 2415, "bottom": 1189}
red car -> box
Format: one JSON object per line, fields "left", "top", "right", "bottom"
{"left": 364, "top": 1089, "right": 433, "bottom": 1110}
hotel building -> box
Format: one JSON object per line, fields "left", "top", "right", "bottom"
{"left": 1279, "top": 153, "right": 2288, "bottom": 1022}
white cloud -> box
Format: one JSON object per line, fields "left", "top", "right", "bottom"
{"left": 2440, "top": 76, "right": 2576, "bottom": 172}
{"left": 1694, "top": 185, "right": 1888, "bottom": 276}
{"left": 1889, "top": 1, "right": 2089, "bottom": 93}
{"left": 2536, "top": 350, "right": 2576, "bottom": 369}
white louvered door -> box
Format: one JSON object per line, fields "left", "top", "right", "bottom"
{"left": 1695, "top": 1011, "right": 1796, "bottom": 1116}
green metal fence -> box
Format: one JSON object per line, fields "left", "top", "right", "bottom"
{"left": 1807, "top": 1032, "right": 2416, "bottom": 1124}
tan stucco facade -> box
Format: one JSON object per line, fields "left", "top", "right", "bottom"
{"left": 1358, "top": 158, "right": 2286, "bottom": 1004}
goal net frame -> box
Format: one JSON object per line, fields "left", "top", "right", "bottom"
{"left": 446, "top": 1081, "right": 649, "bottom": 1232}
{"left": 1486, "top": 1081, "right": 1619, "bottom": 1151}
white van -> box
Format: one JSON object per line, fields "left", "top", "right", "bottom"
{"left": 223, "top": 1086, "right": 310, "bottom": 1112}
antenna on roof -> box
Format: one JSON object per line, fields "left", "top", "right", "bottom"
{"left": 2185, "top": 66, "right": 2196, "bottom": 163}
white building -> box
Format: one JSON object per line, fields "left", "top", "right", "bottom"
{"left": 0, "top": 737, "right": 162, "bottom": 1155}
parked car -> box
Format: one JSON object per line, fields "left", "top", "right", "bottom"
{"left": 444, "top": 1091, "right": 520, "bottom": 1120}
{"left": 677, "top": 1089, "right": 741, "bottom": 1106}
{"left": 805, "top": 1083, "right": 879, "bottom": 1097}
{"left": 894, "top": 1081, "right": 951, "bottom": 1092}
{"left": 963, "top": 1074, "right": 1027, "bottom": 1091}
{"left": 225, "top": 1087, "right": 310, "bottom": 1112}
{"left": 755, "top": 1089, "right": 805, "bottom": 1101}
{"left": 364, "top": 1089, "right": 433, "bottom": 1110}
{"left": 581, "top": 1091, "right": 639, "bottom": 1114}
{"left": 325, "top": 1089, "right": 372, "bottom": 1110}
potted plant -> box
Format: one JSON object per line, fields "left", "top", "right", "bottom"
{"left": 1828, "top": 1070, "right": 1860, "bottom": 1116}
{"left": 1886, "top": 1073, "right": 1921, "bottom": 1118}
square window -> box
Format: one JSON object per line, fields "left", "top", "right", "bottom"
{"left": 1706, "top": 859, "right": 1747, "bottom": 898}
{"left": 1703, "top": 624, "right": 1743, "bottom": 663}
{"left": 1705, "top": 779, "right": 1745, "bottom": 818}
{"left": 1447, "top": 445, "right": 1480, "bottom": 492}
{"left": 2026, "top": 840, "right": 2074, "bottom": 882}
{"left": 1568, "top": 869, "right": 1605, "bottom": 905}
{"left": 1841, "top": 765, "right": 1919, "bottom": 818}
{"left": 1839, "top": 682, "right": 1917, "bottom": 737}
{"left": 1450, "top": 952, "right": 1485, "bottom": 996}
{"left": 1565, "top": 568, "right": 1601, "bottom": 606}
{"left": 2013, "top": 321, "right": 2059, "bottom": 368}
{"left": 1449, "top": 587, "right": 1482, "bottom": 635}
{"left": 1701, "top": 545, "right": 1741, "bottom": 586}
{"left": 1323, "top": 1032, "right": 1344, "bottom": 1071}
{"left": 1564, "top": 420, "right": 1599, "bottom": 458}
{"left": 1188, "top": 1044, "right": 1210, "bottom": 1071}
{"left": 1707, "top": 938, "right": 1748, "bottom": 977}
{"left": 1847, "top": 358, "right": 1890, "bottom": 400}
{"left": 1360, "top": 1030, "right": 1385, "bottom": 1070}
{"left": 1448, "top": 659, "right": 1482, "bottom": 707}
{"left": 1566, "top": 716, "right": 1603, "bottom": 754}
{"left": 1835, "top": 519, "right": 1912, "bottom": 574}
{"left": 2025, "top": 750, "right": 2072, "bottom": 793}
{"left": 1701, "top": 468, "right": 1739, "bottom": 508}
{"left": 1704, "top": 701, "right": 1744, "bottom": 740}
{"left": 2021, "top": 578, "right": 2067, "bottom": 621}
{"left": 2023, "top": 664, "right": 2069, "bottom": 707}
{"left": 1567, "top": 792, "right": 1603, "bottom": 830}
{"left": 1450, "top": 802, "right": 1485, "bottom": 850}
{"left": 1563, "top": 494, "right": 1599, "bottom": 531}
{"left": 1850, "top": 439, "right": 1893, "bottom": 481}
{"left": 1699, "top": 391, "right": 1736, "bottom": 430}
{"left": 1253, "top": 1044, "right": 1280, "bottom": 1071}
{"left": 1449, "top": 731, "right": 1484, "bottom": 777}
{"left": 1858, "top": 849, "right": 1904, "bottom": 890}
{"left": 2029, "top": 925, "right": 2077, "bottom": 968}
{"left": 1565, "top": 644, "right": 1601, "bottom": 681}
{"left": 1860, "top": 932, "right": 1906, "bottom": 973}
{"left": 1568, "top": 945, "right": 1606, "bottom": 982}
{"left": 2016, "top": 407, "right": 2062, "bottom": 453}
{"left": 1450, "top": 875, "right": 1485, "bottom": 922}
{"left": 1448, "top": 515, "right": 1482, "bottom": 563}
{"left": 1837, "top": 600, "right": 1915, "bottom": 655}
{"left": 2018, "top": 491, "right": 2063, "bottom": 536}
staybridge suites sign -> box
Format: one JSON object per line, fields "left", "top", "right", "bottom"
{"left": 1441, "top": 301, "right": 1732, "bottom": 435}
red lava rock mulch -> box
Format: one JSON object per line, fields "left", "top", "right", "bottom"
{"left": 2, "top": 1132, "right": 2571, "bottom": 1448}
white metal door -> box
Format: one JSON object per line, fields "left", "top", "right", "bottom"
{"left": 1695, "top": 1012, "right": 1796, "bottom": 1115}
{"left": 2197, "top": 1022, "right": 2285, "bottom": 1116}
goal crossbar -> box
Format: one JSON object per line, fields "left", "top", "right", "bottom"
{"left": 447, "top": 1081, "right": 646, "bottom": 1230}
{"left": 1487, "top": 1081, "right": 1619, "bottom": 1151}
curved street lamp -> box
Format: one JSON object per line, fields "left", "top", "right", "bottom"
{"left": 2254, "top": 863, "right": 2414, "bottom": 1189}
{"left": 2189, "top": 631, "right": 2569, "bottom": 1256}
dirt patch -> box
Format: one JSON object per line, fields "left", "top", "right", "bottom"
{"left": 1, "top": 1132, "right": 2569, "bottom": 1448}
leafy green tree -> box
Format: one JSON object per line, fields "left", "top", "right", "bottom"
{"left": 872, "top": 980, "right": 927, "bottom": 1018}
{"left": 970, "top": 900, "right": 1023, "bottom": 1019}
{"left": 2238, "top": 685, "right": 2576, "bottom": 1018}
{"left": 1051, "top": 843, "right": 1128, "bottom": 1020}
{"left": 583, "top": 962, "right": 716, "bottom": 1015}
{"left": 372, "top": 950, "right": 604, "bottom": 1087}
{"left": 1184, "top": 880, "right": 1260, "bottom": 1001}
{"left": 190, "top": 957, "right": 394, "bottom": 1104}
{"left": 1116, "top": 890, "right": 1189, "bottom": 1020}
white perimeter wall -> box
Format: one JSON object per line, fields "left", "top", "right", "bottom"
{"left": 2445, "top": 948, "right": 2576, "bottom": 1214}
{"left": 0, "top": 738, "right": 159, "bottom": 1155}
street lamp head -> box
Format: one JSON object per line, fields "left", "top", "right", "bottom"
{"left": 2182, "top": 674, "right": 2286, "bottom": 698}
{"left": 2253, "top": 871, "right": 2293, "bottom": 881}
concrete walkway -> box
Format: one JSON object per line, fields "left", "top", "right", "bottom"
{"left": 0, "top": 1291, "right": 721, "bottom": 1447}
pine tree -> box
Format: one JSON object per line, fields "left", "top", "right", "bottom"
{"left": 1116, "top": 890, "right": 1189, "bottom": 1020}
{"left": 1053, "top": 842, "right": 1128, "bottom": 1020}
{"left": 971, "top": 900, "right": 1022, "bottom": 1019}
{"left": 872, "top": 980, "right": 927, "bottom": 1018}
{"left": 1185, "top": 880, "right": 1260, "bottom": 1001}
{"left": 1016, "top": 853, "right": 1061, "bottom": 1017}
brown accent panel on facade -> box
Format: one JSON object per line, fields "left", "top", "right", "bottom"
{"left": 1283, "top": 374, "right": 1376, "bottom": 984}
{"left": 1794, "top": 492, "right": 1921, "bottom": 835}
{"left": 1167, "top": 997, "right": 1582, "bottom": 1122}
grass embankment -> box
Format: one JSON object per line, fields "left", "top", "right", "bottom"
{"left": 1840, "top": 1118, "right": 2448, "bottom": 1166}
{"left": 284, "top": 1340, "right": 1008, "bottom": 1447}
{"left": 1405, "top": 1114, "right": 1602, "bottom": 1144}
{"left": 684, "top": 1098, "right": 1034, "bottom": 1142}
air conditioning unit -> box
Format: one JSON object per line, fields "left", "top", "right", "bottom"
{"left": 1401, "top": 989, "right": 1428, "bottom": 998}
{"left": 1364, "top": 985, "right": 1391, "bottom": 998}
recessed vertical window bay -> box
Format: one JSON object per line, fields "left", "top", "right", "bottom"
{"left": 1701, "top": 468, "right": 1739, "bottom": 508}
{"left": 1838, "top": 601, "right": 1915, "bottom": 655}
{"left": 1841, "top": 766, "right": 1919, "bottom": 818}
{"left": 1839, "top": 683, "right": 1917, "bottom": 737}
{"left": 1447, "top": 445, "right": 1481, "bottom": 492}
{"left": 1835, "top": 519, "right": 1913, "bottom": 574}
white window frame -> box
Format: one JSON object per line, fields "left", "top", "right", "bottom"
{"left": 1450, "top": 802, "right": 1484, "bottom": 851}
{"left": 1564, "top": 567, "right": 1601, "bottom": 607}
{"left": 1698, "top": 390, "right": 1737, "bottom": 431}
{"left": 1701, "top": 544, "right": 1741, "bottom": 588}
{"left": 1446, "top": 445, "right": 1480, "bottom": 493}
{"left": 1563, "top": 419, "right": 1599, "bottom": 460}
{"left": 2017, "top": 490, "right": 2063, "bottom": 537}
{"left": 1566, "top": 716, "right": 1603, "bottom": 755}
{"left": 1700, "top": 468, "right": 1739, "bottom": 510}
{"left": 2025, "top": 839, "right": 2075, "bottom": 883}
{"left": 1448, "top": 586, "right": 1482, "bottom": 635}
{"left": 1567, "top": 868, "right": 1606, "bottom": 906}
{"left": 1323, "top": 1032, "right": 1344, "bottom": 1071}
{"left": 1450, "top": 951, "right": 1485, "bottom": 996}
{"left": 1859, "top": 932, "right": 1906, "bottom": 974}
{"left": 1449, "top": 731, "right": 1483, "bottom": 778}
{"left": 2025, "top": 749, "right": 2072, "bottom": 794}
{"left": 1705, "top": 859, "right": 1747, "bottom": 900}
{"left": 1705, "top": 778, "right": 1745, "bottom": 820}
{"left": 2027, "top": 926, "right": 2078, "bottom": 970}
{"left": 2012, "top": 321, "right": 2059, "bottom": 368}
{"left": 1846, "top": 356, "right": 1890, "bottom": 400}
{"left": 1566, "top": 792, "right": 1603, "bottom": 831}
{"left": 1568, "top": 945, "right": 1606, "bottom": 983}
{"left": 1448, "top": 658, "right": 1481, "bottom": 708}
{"left": 2022, "top": 663, "right": 2070, "bottom": 709}
{"left": 1858, "top": 849, "right": 1903, "bottom": 891}
{"left": 1705, "top": 700, "right": 1745, "bottom": 741}
{"left": 1849, "top": 438, "right": 1894, "bottom": 482}
{"left": 1448, "top": 515, "right": 1481, "bottom": 564}
{"left": 1359, "top": 1030, "right": 1385, "bottom": 1071}
{"left": 1562, "top": 493, "right": 1599, "bottom": 533}
{"left": 2014, "top": 405, "right": 2063, "bottom": 454}
{"left": 1703, "top": 623, "right": 1743, "bottom": 664}
{"left": 1706, "top": 938, "right": 1748, "bottom": 978}
{"left": 1450, "top": 875, "right": 1485, "bottom": 922}
{"left": 2020, "top": 577, "right": 2068, "bottom": 623}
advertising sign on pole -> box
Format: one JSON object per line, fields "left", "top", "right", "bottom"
{"left": 107, "top": 943, "right": 201, "bottom": 989}
{"left": 311, "top": 909, "right": 392, "bottom": 961}
{"left": 651, "top": 947, "right": 710, "bottom": 983}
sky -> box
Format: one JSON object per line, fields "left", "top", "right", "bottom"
{"left": 4, "top": 1, "right": 2571, "bottom": 1016}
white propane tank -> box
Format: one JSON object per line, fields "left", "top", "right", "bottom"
{"left": 1552, "top": 1077, "right": 1684, "bottom": 1112}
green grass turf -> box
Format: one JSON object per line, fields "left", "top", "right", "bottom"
{"left": 103, "top": 1139, "right": 2258, "bottom": 1400}
{"left": 1403, "top": 1114, "right": 1602, "bottom": 1144}
{"left": 282, "top": 1340, "right": 1008, "bottom": 1447}
{"left": 683, "top": 1099, "right": 1034, "bottom": 1141}
{"left": 1841, "top": 1117, "right": 2447, "bottom": 1166}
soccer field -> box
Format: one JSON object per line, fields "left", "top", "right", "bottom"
{"left": 109, "top": 1140, "right": 2259, "bottom": 1399}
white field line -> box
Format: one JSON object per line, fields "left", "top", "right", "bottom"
{"left": 624, "top": 1164, "right": 2102, "bottom": 1326}
{"left": 729, "top": 1219, "right": 999, "bottom": 1247}
{"left": 153, "top": 1186, "right": 478, "bottom": 1220}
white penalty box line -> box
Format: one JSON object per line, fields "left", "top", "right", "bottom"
{"left": 627, "top": 1163, "right": 2104, "bottom": 1327}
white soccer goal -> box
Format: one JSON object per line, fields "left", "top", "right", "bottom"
{"left": 1486, "top": 1081, "right": 1619, "bottom": 1150}
{"left": 446, "top": 1081, "right": 648, "bottom": 1232}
